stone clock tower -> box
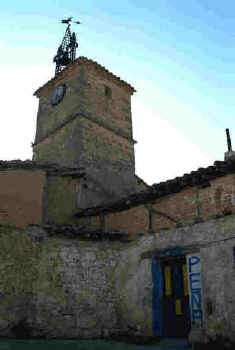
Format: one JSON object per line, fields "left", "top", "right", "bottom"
{"left": 32, "top": 56, "right": 137, "bottom": 205}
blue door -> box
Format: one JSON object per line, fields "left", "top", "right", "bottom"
{"left": 162, "top": 256, "right": 191, "bottom": 337}
{"left": 152, "top": 256, "right": 191, "bottom": 337}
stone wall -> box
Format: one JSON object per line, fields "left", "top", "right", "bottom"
{"left": 46, "top": 175, "right": 81, "bottom": 224}
{"left": 140, "top": 214, "right": 235, "bottom": 342}
{"left": 85, "top": 63, "right": 133, "bottom": 139}
{"left": 34, "top": 62, "right": 134, "bottom": 144}
{"left": 81, "top": 117, "right": 135, "bottom": 173}
{"left": 201, "top": 237, "right": 235, "bottom": 341}
{"left": 33, "top": 61, "right": 137, "bottom": 200}
{"left": 0, "top": 214, "right": 235, "bottom": 341}
{"left": 0, "top": 169, "right": 46, "bottom": 227}
{"left": 34, "top": 66, "right": 89, "bottom": 144}
{"left": 33, "top": 117, "right": 83, "bottom": 168}
{"left": 0, "top": 225, "right": 152, "bottom": 339}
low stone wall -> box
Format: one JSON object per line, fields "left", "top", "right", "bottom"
{"left": 0, "top": 224, "right": 152, "bottom": 339}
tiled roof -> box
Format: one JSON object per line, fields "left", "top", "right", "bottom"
{"left": 0, "top": 159, "right": 85, "bottom": 177}
{"left": 34, "top": 56, "right": 136, "bottom": 96}
{"left": 75, "top": 158, "right": 235, "bottom": 217}
{"left": 135, "top": 174, "right": 150, "bottom": 188}
{"left": 35, "top": 223, "right": 131, "bottom": 242}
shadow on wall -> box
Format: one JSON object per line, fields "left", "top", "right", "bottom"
{"left": 11, "top": 318, "right": 33, "bottom": 339}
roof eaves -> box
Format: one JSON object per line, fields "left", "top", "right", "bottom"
{"left": 74, "top": 158, "right": 235, "bottom": 218}
{"left": 0, "top": 160, "right": 86, "bottom": 176}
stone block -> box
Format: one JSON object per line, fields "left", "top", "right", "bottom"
{"left": 188, "top": 328, "right": 209, "bottom": 345}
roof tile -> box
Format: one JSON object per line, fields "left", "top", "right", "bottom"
{"left": 75, "top": 158, "right": 235, "bottom": 218}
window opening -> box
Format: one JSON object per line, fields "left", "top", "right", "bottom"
{"left": 104, "top": 85, "right": 112, "bottom": 98}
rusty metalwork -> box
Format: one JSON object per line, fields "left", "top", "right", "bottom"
{"left": 226, "top": 128, "right": 232, "bottom": 152}
{"left": 53, "top": 17, "right": 80, "bottom": 76}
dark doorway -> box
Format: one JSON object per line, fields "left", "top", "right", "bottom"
{"left": 161, "top": 255, "right": 191, "bottom": 337}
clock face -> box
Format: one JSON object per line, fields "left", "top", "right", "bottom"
{"left": 50, "top": 84, "right": 66, "bottom": 106}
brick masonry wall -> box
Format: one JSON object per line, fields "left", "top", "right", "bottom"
{"left": 0, "top": 169, "right": 46, "bottom": 227}
{"left": 152, "top": 187, "right": 198, "bottom": 231}
{"left": 105, "top": 205, "right": 149, "bottom": 236}
{"left": 83, "top": 173, "right": 235, "bottom": 236}
{"left": 152, "top": 173, "right": 235, "bottom": 230}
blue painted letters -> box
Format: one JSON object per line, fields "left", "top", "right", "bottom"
{"left": 187, "top": 254, "right": 203, "bottom": 327}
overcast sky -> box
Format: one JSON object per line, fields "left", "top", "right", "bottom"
{"left": 0, "top": 1, "right": 234, "bottom": 185}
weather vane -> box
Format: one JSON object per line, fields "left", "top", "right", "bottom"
{"left": 53, "top": 17, "right": 81, "bottom": 76}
